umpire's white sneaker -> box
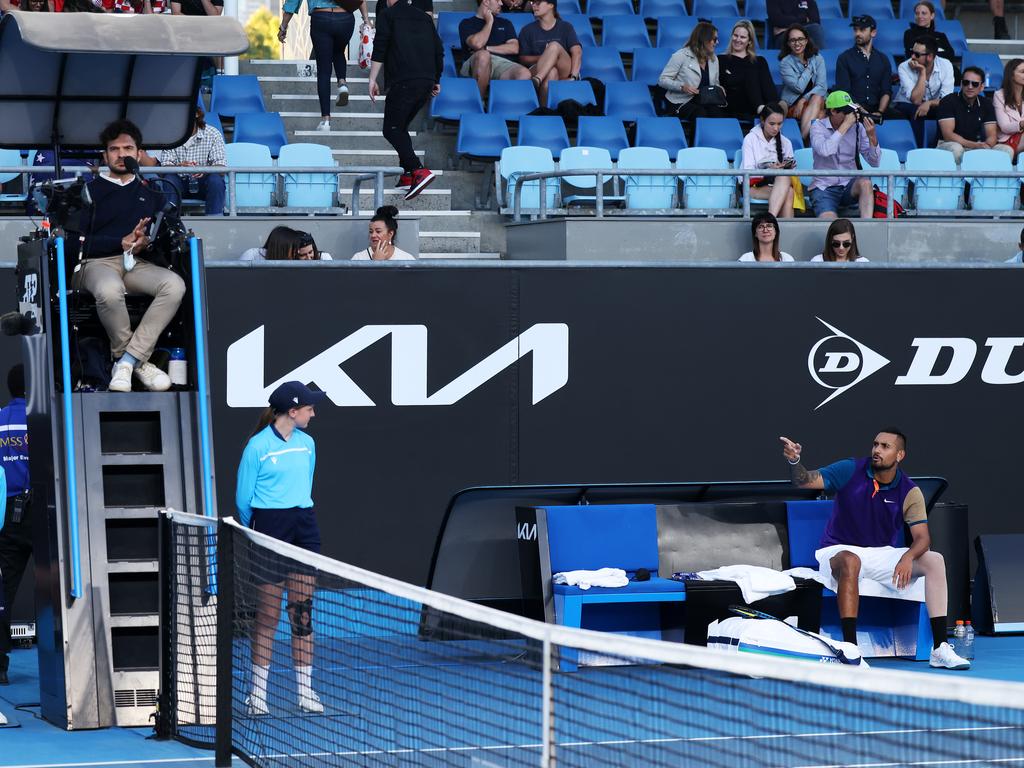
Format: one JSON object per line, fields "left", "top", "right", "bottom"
{"left": 930, "top": 641, "right": 970, "bottom": 670}
{"left": 298, "top": 690, "right": 324, "bottom": 714}
{"left": 245, "top": 695, "right": 270, "bottom": 716}
{"left": 134, "top": 362, "right": 171, "bottom": 392}
{"left": 109, "top": 361, "right": 133, "bottom": 392}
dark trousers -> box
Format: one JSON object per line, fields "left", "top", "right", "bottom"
{"left": 309, "top": 11, "right": 355, "bottom": 117}
{"left": 383, "top": 79, "right": 434, "bottom": 173}
{"left": 163, "top": 173, "right": 226, "bottom": 215}
{"left": 893, "top": 101, "right": 938, "bottom": 146}
{"left": 0, "top": 495, "right": 33, "bottom": 660}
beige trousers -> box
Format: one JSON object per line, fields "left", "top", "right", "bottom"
{"left": 71, "top": 255, "right": 186, "bottom": 364}
{"left": 936, "top": 140, "right": 1014, "bottom": 164}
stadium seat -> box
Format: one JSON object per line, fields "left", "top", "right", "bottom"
{"left": 744, "top": 0, "right": 767, "bottom": 20}
{"left": 962, "top": 52, "right": 1003, "bottom": 91}
{"left": 546, "top": 79, "right": 597, "bottom": 109}
{"left": 781, "top": 118, "right": 804, "bottom": 150}
{"left": 677, "top": 146, "right": 733, "bottom": 209}
{"left": 619, "top": 146, "right": 676, "bottom": 209}
{"left": 639, "top": 0, "right": 687, "bottom": 19}
{"left": 821, "top": 48, "right": 841, "bottom": 85}
{"left": 604, "top": 81, "right": 657, "bottom": 120}
{"left": 443, "top": 47, "right": 457, "bottom": 78}
{"left": 277, "top": 143, "right": 338, "bottom": 208}
{"left": 817, "top": 0, "right": 845, "bottom": 16}
{"left": 581, "top": 46, "right": 629, "bottom": 82}
{"left": 430, "top": 76, "right": 484, "bottom": 123}
{"left": 823, "top": 21, "right": 851, "bottom": 49}
{"left": 224, "top": 142, "right": 276, "bottom": 208}
{"left": 499, "top": 145, "right": 559, "bottom": 211}
{"left": 656, "top": 16, "right": 698, "bottom": 48}
{"left": 558, "top": 146, "right": 625, "bottom": 206}
{"left": 794, "top": 146, "right": 814, "bottom": 187}
{"left": 518, "top": 115, "right": 572, "bottom": 159}
{"left": 848, "top": 0, "right": 895, "bottom": 19}
{"left": 437, "top": 11, "right": 473, "bottom": 49}
{"left": 922, "top": 119, "right": 939, "bottom": 149}
{"left": 601, "top": 15, "right": 652, "bottom": 51}
{"left": 636, "top": 116, "right": 688, "bottom": 155}
{"left": 905, "top": 148, "right": 962, "bottom": 211}
{"left": 632, "top": 47, "right": 675, "bottom": 84}
{"left": 587, "top": 0, "right": 634, "bottom": 17}
{"left": 210, "top": 75, "right": 266, "bottom": 119}
{"left": 507, "top": 12, "right": 536, "bottom": 36}
{"left": 204, "top": 111, "right": 224, "bottom": 135}
{"left": 562, "top": 14, "right": 599, "bottom": 46}
{"left": 488, "top": 80, "right": 540, "bottom": 121}
{"left": 876, "top": 120, "right": 917, "bottom": 162}
{"left": 233, "top": 112, "right": 288, "bottom": 158}
{"left": 898, "top": 0, "right": 943, "bottom": 17}
{"left": 864, "top": 147, "right": 907, "bottom": 205}
{"left": 0, "top": 149, "right": 30, "bottom": 204}
{"left": 709, "top": 16, "right": 743, "bottom": 38}
{"left": 873, "top": 20, "right": 905, "bottom": 58}
{"left": 456, "top": 113, "right": 512, "bottom": 160}
{"left": 694, "top": 117, "right": 744, "bottom": 156}
{"left": 562, "top": 0, "right": 584, "bottom": 12}
{"left": 962, "top": 149, "right": 1017, "bottom": 212}
{"left": 764, "top": 55, "right": 783, "bottom": 87}
{"left": 934, "top": 20, "right": 968, "bottom": 57}
{"left": 692, "top": 0, "right": 739, "bottom": 16}
{"left": 577, "top": 116, "right": 630, "bottom": 160}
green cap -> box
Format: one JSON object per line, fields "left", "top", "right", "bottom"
{"left": 825, "top": 90, "right": 853, "bottom": 110}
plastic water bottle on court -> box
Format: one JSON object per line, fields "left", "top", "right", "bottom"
{"left": 952, "top": 620, "right": 966, "bottom": 654}
{"left": 168, "top": 347, "right": 187, "bottom": 387}
{"left": 963, "top": 620, "right": 975, "bottom": 660}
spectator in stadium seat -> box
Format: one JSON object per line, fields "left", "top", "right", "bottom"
{"left": 994, "top": 58, "right": 1024, "bottom": 159}
{"left": 155, "top": 106, "right": 226, "bottom": 216}
{"left": 780, "top": 430, "right": 971, "bottom": 670}
{"left": 738, "top": 211, "right": 794, "bottom": 261}
{"left": 936, "top": 66, "right": 1014, "bottom": 164}
{"left": 658, "top": 21, "right": 726, "bottom": 119}
{"left": 835, "top": 15, "right": 897, "bottom": 120}
{"left": 767, "top": 0, "right": 823, "bottom": 51}
{"left": 352, "top": 206, "right": 416, "bottom": 260}
{"left": 809, "top": 90, "right": 880, "bottom": 219}
{"left": 517, "top": 0, "right": 582, "bottom": 108}
{"left": 811, "top": 218, "right": 869, "bottom": 261}
{"left": 241, "top": 227, "right": 334, "bottom": 261}
{"left": 460, "top": 0, "right": 532, "bottom": 98}
{"left": 741, "top": 102, "right": 796, "bottom": 217}
{"left": 171, "top": 0, "right": 220, "bottom": 17}
{"left": 73, "top": 119, "right": 184, "bottom": 393}
{"left": 903, "top": 1, "right": 954, "bottom": 62}
{"left": 778, "top": 24, "right": 826, "bottom": 139}
{"left": 1005, "top": 227, "right": 1024, "bottom": 262}
{"left": 720, "top": 20, "right": 781, "bottom": 122}
{"left": 893, "top": 35, "right": 953, "bottom": 146}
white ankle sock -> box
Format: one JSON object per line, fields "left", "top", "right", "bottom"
{"left": 295, "top": 665, "right": 313, "bottom": 696}
{"left": 251, "top": 663, "right": 270, "bottom": 701}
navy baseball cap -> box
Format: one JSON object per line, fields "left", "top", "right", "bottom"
{"left": 268, "top": 381, "right": 327, "bottom": 413}
{"left": 850, "top": 14, "right": 876, "bottom": 28}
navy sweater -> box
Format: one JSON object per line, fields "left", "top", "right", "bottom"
{"left": 78, "top": 176, "right": 163, "bottom": 259}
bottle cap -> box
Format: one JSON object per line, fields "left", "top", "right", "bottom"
{"left": 965, "top": 620, "right": 972, "bottom": 625}
{"left": 955, "top": 619, "right": 964, "bottom": 625}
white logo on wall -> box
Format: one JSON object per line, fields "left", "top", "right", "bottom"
{"left": 809, "top": 317, "right": 1024, "bottom": 409}
{"left": 226, "top": 323, "right": 569, "bottom": 408}
{"left": 516, "top": 522, "right": 537, "bottom": 541}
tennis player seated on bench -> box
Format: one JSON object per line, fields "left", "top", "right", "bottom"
{"left": 780, "top": 428, "right": 970, "bottom": 670}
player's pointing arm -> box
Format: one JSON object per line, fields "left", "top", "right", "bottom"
{"left": 780, "top": 435, "right": 825, "bottom": 490}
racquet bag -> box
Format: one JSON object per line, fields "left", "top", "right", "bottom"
{"left": 708, "top": 606, "right": 868, "bottom": 666}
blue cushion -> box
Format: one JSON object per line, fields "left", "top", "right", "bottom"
{"left": 543, "top": 503, "right": 659, "bottom": 573}
{"left": 786, "top": 500, "right": 833, "bottom": 568}
{"left": 553, "top": 576, "right": 684, "bottom": 596}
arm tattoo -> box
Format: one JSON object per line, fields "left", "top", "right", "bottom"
{"left": 789, "top": 462, "right": 820, "bottom": 488}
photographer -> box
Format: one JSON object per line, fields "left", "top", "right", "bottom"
{"left": 73, "top": 119, "right": 185, "bottom": 393}
{"left": 808, "top": 90, "right": 880, "bottom": 219}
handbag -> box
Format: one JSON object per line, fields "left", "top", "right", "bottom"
{"left": 871, "top": 185, "right": 907, "bottom": 218}
{"left": 1003, "top": 133, "right": 1023, "bottom": 153}
{"left": 357, "top": 22, "right": 374, "bottom": 69}
{"left": 697, "top": 84, "right": 727, "bottom": 107}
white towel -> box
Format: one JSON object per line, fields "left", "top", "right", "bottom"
{"left": 695, "top": 564, "right": 796, "bottom": 604}
{"left": 553, "top": 567, "right": 629, "bottom": 590}
{"left": 812, "top": 545, "right": 925, "bottom": 602}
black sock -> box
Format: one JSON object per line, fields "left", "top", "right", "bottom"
{"left": 931, "top": 616, "right": 947, "bottom": 649}
{"left": 841, "top": 617, "right": 858, "bottom": 645}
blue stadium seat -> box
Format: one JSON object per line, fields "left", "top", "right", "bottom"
{"left": 823, "top": 22, "right": 852, "bottom": 49}
{"left": 587, "top": 0, "right": 634, "bottom": 16}
{"left": 233, "top": 112, "right": 288, "bottom": 158}
{"left": 499, "top": 145, "right": 558, "bottom": 210}
{"left": 794, "top": 145, "right": 814, "bottom": 187}
{"left": 817, "top": 0, "right": 845, "bottom": 16}
{"left": 922, "top": 119, "right": 939, "bottom": 149}
{"left": 864, "top": 147, "right": 907, "bottom": 205}
{"left": 692, "top": 0, "right": 739, "bottom": 16}
{"left": 0, "top": 149, "right": 30, "bottom": 204}
{"left": 559, "top": 0, "right": 583, "bottom": 12}
{"left": 694, "top": 116, "right": 744, "bottom": 156}
{"left": 437, "top": 11, "right": 473, "bottom": 49}
{"left": 898, "top": 0, "right": 943, "bottom": 16}
{"left": 821, "top": 48, "right": 841, "bottom": 85}
{"left": 656, "top": 16, "right": 698, "bottom": 48}
{"left": 518, "top": 115, "right": 571, "bottom": 159}
{"left": 764, "top": 54, "right": 783, "bottom": 87}
{"left": 639, "top": 0, "right": 687, "bottom": 19}
{"left": 876, "top": 120, "right": 917, "bottom": 162}
{"left": 602, "top": 15, "right": 652, "bottom": 51}
{"left": 604, "top": 81, "right": 657, "bottom": 120}
{"left": 849, "top": 0, "right": 895, "bottom": 20}
{"left": 430, "top": 76, "right": 484, "bottom": 122}
{"left": 488, "top": 80, "right": 540, "bottom": 121}
{"left": 906, "top": 147, "right": 962, "bottom": 210}
{"left": 780, "top": 117, "right": 804, "bottom": 150}
{"left": 619, "top": 146, "right": 676, "bottom": 208}
{"left": 559, "top": 146, "right": 625, "bottom": 206}
{"left": 962, "top": 52, "right": 1003, "bottom": 91}
{"left": 507, "top": 12, "right": 536, "bottom": 36}
{"left": 577, "top": 116, "right": 630, "bottom": 160}
{"left": 873, "top": 20, "right": 905, "bottom": 58}
{"left": 457, "top": 113, "right": 512, "bottom": 160}
{"left": 277, "top": 143, "right": 338, "bottom": 208}
{"left": 963, "top": 149, "right": 1017, "bottom": 212}
{"left": 709, "top": 16, "right": 743, "bottom": 38}
{"left": 562, "top": 13, "right": 600, "bottom": 46}
{"left": 546, "top": 79, "right": 597, "bottom": 109}
{"left": 934, "top": 19, "right": 968, "bottom": 57}
{"left": 677, "top": 146, "right": 733, "bottom": 208}
{"left": 581, "top": 46, "right": 629, "bottom": 82}
{"left": 443, "top": 47, "right": 457, "bottom": 78}
{"left": 210, "top": 75, "right": 266, "bottom": 119}
{"left": 632, "top": 47, "right": 675, "bottom": 84}
{"left": 204, "top": 111, "right": 224, "bottom": 135}
{"left": 744, "top": 0, "right": 767, "bottom": 20}
{"left": 636, "top": 116, "right": 688, "bottom": 155}
{"left": 224, "top": 142, "right": 276, "bottom": 208}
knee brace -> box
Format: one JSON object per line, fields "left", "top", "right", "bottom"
{"left": 287, "top": 598, "right": 313, "bottom": 638}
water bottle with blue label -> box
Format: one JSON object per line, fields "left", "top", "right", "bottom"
{"left": 963, "top": 620, "right": 975, "bottom": 660}
{"left": 169, "top": 347, "right": 187, "bottom": 387}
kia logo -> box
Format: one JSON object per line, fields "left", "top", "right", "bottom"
{"left": 807, "top": 318, "right": 890, "bottom": 409}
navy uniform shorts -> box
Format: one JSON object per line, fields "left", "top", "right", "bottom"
{"left": 250, "top": 507, "right": 321, "bottom": 583}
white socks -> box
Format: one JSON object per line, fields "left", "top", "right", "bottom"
{"left": 295, "top": 665, "right": 313, "bottom": 698}
{"left": 250, "top": 663, "right": 270, "bottom": 703}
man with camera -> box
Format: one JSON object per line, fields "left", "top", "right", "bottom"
{"left": 73, "top": 119, "right": 185, "bottom": 393}
{"left": 936, "top": 66, "right": 1013, "bottom": 164}
{"left": 808, "top": 90, "right": 880, "bottom": 219}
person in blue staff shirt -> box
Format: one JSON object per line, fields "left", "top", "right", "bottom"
{"left": 236, "top": 381, "right": 327, "bottom": 716}
{"left": 0, "top": 365, "right": 30, "bottom": 686}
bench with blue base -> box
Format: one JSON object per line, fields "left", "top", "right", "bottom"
{"left": 786, "top": 500, "right": 931, "bottom": 660}
{"left": 540, "top": 503, "right": 685, "bottom": 670}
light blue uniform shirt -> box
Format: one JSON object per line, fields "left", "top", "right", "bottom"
{"left": 235, "top": 425, "right": 316, "bottom": 528}
{"left": 283, "top": 0, "right": 345, "bottom": 15}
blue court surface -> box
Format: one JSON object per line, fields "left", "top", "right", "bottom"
{"left": 3, "top": 635, "right": 1023, "bottom": 768}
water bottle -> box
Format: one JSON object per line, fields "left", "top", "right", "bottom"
{"left": 952, "top": 620, "right": 965, "bottom": 654}
{"left": 963, "top": 620, "right": 975, "bottom": 660}
{"left": 168, "top": 347, "right": 187, "bottom": 387}
{"left": 188, "top": 175, "right": 200, "bottom": 196}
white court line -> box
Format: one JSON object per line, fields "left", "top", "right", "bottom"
{"left": 4, "top": 759, "right": 218, "bottom": 768}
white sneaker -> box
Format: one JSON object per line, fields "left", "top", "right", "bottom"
{"left": 335, "top": 84, "right": 349, "bottom": 107}
{"left": 245, "top": 695, "right": 270, "bottom": 716}
{"left": 109, "top": 361, "right": 133, "bottom": 393}
{"left": 929, "top": 641, "right": 970, "bottom": 670}
{"left": 134, "top": 362, "right": 171, "bottom": 392}
{"left": 315, "top": 119, "right": 331, "bottom": 132}
{"left": 298, "top": 690, "right": 324, "bottom": 714}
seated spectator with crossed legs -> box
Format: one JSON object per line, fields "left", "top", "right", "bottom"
{"left": 460, "top": 0, "right": 531, "bottom": 98}
{"left": 517, "top": 0, "right": 582, "bottom": 107}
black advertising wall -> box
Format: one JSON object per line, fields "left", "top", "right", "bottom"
{"left": 201, "top": 264, "right": 1022, "bottom": 586}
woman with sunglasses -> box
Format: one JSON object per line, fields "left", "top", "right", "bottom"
{"left": 739, "top": 211, "right": 794, "bottom": 262}
{"left": 778, "top": 24, "right": 826, "bottom": 140}
{"left": 811, "top": 219, "right": 869, "bottom": 262}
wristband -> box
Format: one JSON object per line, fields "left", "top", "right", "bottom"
{"left": 787, "top": 456, "right": 801, "bottom": 465}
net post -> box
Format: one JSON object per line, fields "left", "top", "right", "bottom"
{"left": 541, "top": 635, "right": 554, "bottom": 767}
{"left": 214, "top": 518, "right": 234, "bottom": 768}
{"left": 155, "top": 510, "right": 174, "bottom": 740}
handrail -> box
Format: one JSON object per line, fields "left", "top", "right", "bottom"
{"left": 510, "top": 166, "right": 1024, "bottom": 222}
{"left": 188, "top": 237, "right": 216, "bottom": 519}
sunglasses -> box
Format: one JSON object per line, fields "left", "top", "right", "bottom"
{"left": 831, "top": 239, "right": 853, "bottom": 249}
{"left": 962, "top": 78, "right": 983, "bottom": 88}
{"left": 910, "top": 50, "right": 928, "bottom": 57}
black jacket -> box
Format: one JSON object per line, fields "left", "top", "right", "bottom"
{"left": 767, "top": 0, "right": 820, "bottom": 31}
{"left": 720, "top": 54, "right": 780, "bottom": 120}
{"left": 371, "top": 0, "right": 443, "bottom": 85}
{"left": 78, "top": 176, "right": 163, "bottom": 259}
{"left": 903, "top": 23, "right": 955, "bottom": 62}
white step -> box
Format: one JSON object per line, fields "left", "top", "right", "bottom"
{"left": 272, "top": 94, "right": 383, "bottom": 102}
{"left": 295, "top": 130, "right": 417, "bottom": 137}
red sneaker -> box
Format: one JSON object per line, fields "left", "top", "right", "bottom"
{"left": 395, "top": 173, "right": 413, "bottom": 191}
{"left": 404, "top": 168, "right": 436, "bottom": 201}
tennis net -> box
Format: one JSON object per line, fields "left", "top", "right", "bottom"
{"left": 162, "top": 511, "right": 1024, "bottom": 767}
